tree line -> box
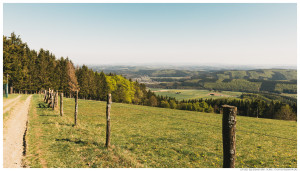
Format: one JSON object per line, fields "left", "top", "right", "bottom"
{"left": 3, "top": 33, "right": 296, "bottom": 121}
{"left": 144, "top": 95, "right": 296, "bottom": 121}
{"left": 3, "top": 33, "right": 148, "bottom": 104}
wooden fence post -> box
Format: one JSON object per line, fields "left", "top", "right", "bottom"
{"left": 48, "top": 90, "right": 51, "bottom": 107}
{"left": 106, "top": 93, "right": 112, "bottom": 148}
{"left": 55, "top": 91, "right": 58, "bottom": 109}
{"left": 222, "top": 105, "right": 237, "bottom": 168}
{"left": 48, "top": 90, "right": 51, "bottom": 106}
{"left": 10, "top": 87, "right": 13, "bottom": 94}
{"left": 46, "top": 89, "right": 49, "bottom": 103}
{"left": 44, "top": 90, "right": 47, "bottom": 102}
{"left": 52, "top": 91, "right": 55, "bottom": 110}
{"left": 47, "top": 88, "right": 51, "bottom": 103}
{"left": 74, "top": 90, "right": 78, "bottom": 126}
{"left": 53, "top": 91, "right": 57, "bottom": 109}
{"left": 60, "top": 93, "right": 64, "bottom": 116}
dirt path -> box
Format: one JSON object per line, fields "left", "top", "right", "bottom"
{"left": 3, "top": 95, "right": 32, "bottom": 168}
{"left": 3, "top": 95, "right": 21, "bottom": 113}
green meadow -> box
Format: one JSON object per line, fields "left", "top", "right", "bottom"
{"left": 24, "top": 94, "right": 296, "bottom": 168}
{"left": 3, "top": 94, "right": 19, "bottom": 100}
{"left": 281, "top": 93, "right": 297, "bottom": 99}
{"left": 150, "top": 88, "right": 242, "bottom": 100}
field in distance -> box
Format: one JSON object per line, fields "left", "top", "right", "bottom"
{"left": 280, "top": 93, "right": 297, "bottom": 99}
{"left": 150, "top": 88, "right": 242, "bottom": 100}
{"left": 24, "top": 94, "right": 296, "bottom": 168}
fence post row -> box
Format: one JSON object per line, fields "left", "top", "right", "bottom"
{"left": 222, "top": 105, "right": 237, "bottom": 168}
{"left": 106, "top": 93, "right": 112, "bottom": 148}
{"left": 74, "top": 90, "right": 78, "bottom": 126}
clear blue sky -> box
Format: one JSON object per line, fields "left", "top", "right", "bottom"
{"left": 3, "top": 3, "right": 297, "bottom": 66}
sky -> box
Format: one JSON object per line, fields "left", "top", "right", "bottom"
{"left": 3, "top": 3, "right": 297, "bottom": 66}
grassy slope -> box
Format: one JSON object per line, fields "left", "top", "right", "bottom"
{"left": 150, "top": 88, "right": 242, "bottom": 100}
{"left": 25, "top": 94, "right": 296, "bottom": 168}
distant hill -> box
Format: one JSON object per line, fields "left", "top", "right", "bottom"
{"left": 88, "top": 65, "right": 297, "bottom": 94}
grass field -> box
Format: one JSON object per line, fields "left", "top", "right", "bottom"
{"left": 3, "top": 94, "right": 19, "bottom": 101}
{"left": 280, "top": 93, "right": 297, "bottom": 99}
{"left": 24, "top": 94, "right": 296, "bottom": 168}
{"left": 150, "top": 88, "right": 242, "bottom": 100}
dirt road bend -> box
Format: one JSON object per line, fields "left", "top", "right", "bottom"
{"left": 3, "top": 95, "right": 32, "bottom": 168}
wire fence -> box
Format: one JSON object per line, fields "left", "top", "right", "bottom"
{"left": 117, "top": 105, "right": 297, "bottom": 142}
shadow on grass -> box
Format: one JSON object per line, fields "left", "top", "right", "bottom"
{"left": 37, "top": 102, "right": 59, "bottom": 117}
{"left": 37, "top": 102, "right": 48, "bottom": 108}
{"left": 42, "top": 122, "right": 73, "bottom": 126}
{"left": 39, "top": 114, "right": 58, "bottom": 117}
{"left": 55, "top": 138, "right": 103, "bottom": 148}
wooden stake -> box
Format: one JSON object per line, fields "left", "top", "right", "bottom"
{"left": 48, "top": 91, "right": 51, "bottom": 107}
{"left": 52, "top": 92, "right": 54, "bottom": 110}
{"left": 55, "top": 91, "right": 59, "bottom": 109}
{"left": 53, "top": 92, "right": 56, "bottom": 109}
{"left": 44, "top": 90, "right": 47, "bottom": 102}
{"left": 222, "top": 105, "right": 237, "bottom": 168}
{"left": 106, "top": 93, "right": 112, "bottom": 148}
{"left": 47, "top": 88, "right": 51, "bottom": 103}
{"left": 60, "top": 93, "right": 64, "bottom": 116}
{"left": 74, "top": 90, "right": 78, "bottom": 126}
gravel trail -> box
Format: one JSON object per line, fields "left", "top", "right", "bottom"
{"left": 3, "top": 95, "right": 32, "bottom": 168}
